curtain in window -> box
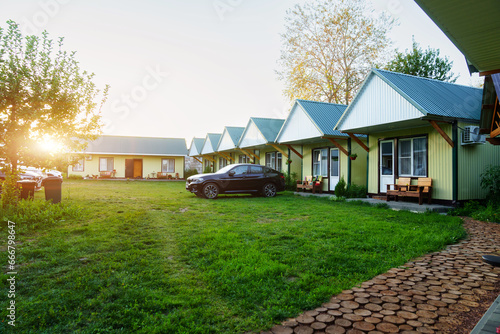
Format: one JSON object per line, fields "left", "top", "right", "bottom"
{"left": 399, "top": 140, "right": 411, "bottom": 175}
{"left": 413, "top": 138, "right": 427, "bottom": 176}
{"left": 100, "top": 158, "right": 113, "bottom": 171}
{"left": 313, "top": 150, "right": 321, "bottom": 176}
{"left": 162, "top": 159, "right": 175, "bottom": 173}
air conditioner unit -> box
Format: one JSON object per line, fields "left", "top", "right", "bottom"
{"left": 461, "top": 126, "right": 486, "bottom": 145}
{"left": 85, "top": 155, "right": 93, "bottom": 161}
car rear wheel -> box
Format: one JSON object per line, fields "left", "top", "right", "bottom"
{"left": 203, "top": 183, "right": 219, "bottom": 199}
{"left": 262, "top": 183, "right": 277, "bottom": 197}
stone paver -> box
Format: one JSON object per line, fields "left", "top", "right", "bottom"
{"left": 266, "top": 219, "right": 500, "bottom": 334}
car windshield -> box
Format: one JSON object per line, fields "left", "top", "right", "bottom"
{"left": 216, "top": 164, "right": 240, "bottom": 174}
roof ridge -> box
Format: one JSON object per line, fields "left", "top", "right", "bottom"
{"left": 373, "top": 68, "right": 482, "bottom": 91}
{"left": 250, "top": 117, "right": 285, "bottom": 121}
{"left": 297, "top": 99, "right": 348, "bottom": 107}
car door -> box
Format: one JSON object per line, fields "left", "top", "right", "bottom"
{"left": 224, "top": 165, "right": 249, "bottom": 192}
{"left": 245, "top": 165, "right": 265, "bottom": 191}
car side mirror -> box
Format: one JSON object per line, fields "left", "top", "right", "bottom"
{"left": 228, "top": 170, "right": 235, "bottom": 176}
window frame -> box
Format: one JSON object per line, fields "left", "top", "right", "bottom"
{"left": 99, "top": 157, "right": 114, "bottom": 172}
{"left": 265, "top": 151, "right": 282, "bottom": 171}
{"left": 72, "top": 158, "right": 84, "bottom": 172}
{"left": 161, "top": 158, "right": 175, "bottom": 173}
{"left": 397, "top": 136, "right": 428, "bottom": 178}
{"left": 312, "top": 148, "right": 328, "bottom": 177}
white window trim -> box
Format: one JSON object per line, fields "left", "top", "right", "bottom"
{"left": 398, "top": 137, "right": 427, "bottom": 177}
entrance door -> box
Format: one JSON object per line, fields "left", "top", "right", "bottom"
{"left": 380, "top": 140, "right": 394, "bottom": 193}
{"left": 125, "top": 159, "right": 134, "bottom": 178}
{"left": 329, "top": 148, "right": 339, "bottom": 191}
{"left": 133, "top": 159, "right": 143, "bottom": 178}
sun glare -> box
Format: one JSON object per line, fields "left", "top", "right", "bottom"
{"left": 40, "top": 137, "right": 63, "bottom": 153}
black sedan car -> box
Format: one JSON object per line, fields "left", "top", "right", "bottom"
{"left": 186, "top": 163, "right": 286, "bottom": 199}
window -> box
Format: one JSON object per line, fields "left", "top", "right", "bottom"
{"left": 265, "top": 152, "right": 282, "bottom": 171}
{"left": 161, "top": 159, "right": 175, "bottom": 173}
{"left": 72, "top": 158, "right": 84, "bottom": 172}
{"left": 312, "top": 148, "right": 328, "bottom": 177}
{"left": 99, "top": 157, "right": 114, "bottom": 171}
{"left": 231, "top": 165, "right": 248, "bottom": 175}
{"left": 219, "top": 157, "right": 228, "bottom": 169}
{"left": 238, "top": 155, "right": 250, "bottom": 163}
{"left": 249, "top": 165, "right": 263, "bottom": 174}
{"left": 398, "top": 137, "right": 427, "bottom": 177}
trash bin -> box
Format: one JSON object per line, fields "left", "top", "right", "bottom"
{"left": 42, "top": 177, "right": 63, "bottom": 203}
{"left": 17, "top": 180, "right": 37, "bottom": 200}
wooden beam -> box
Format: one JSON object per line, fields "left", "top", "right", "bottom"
{"left": 285, "top": 144, "right": 303, "bottom": 159}
{"left": 240, "top": 149, "right": 259, "bottom": 160}
{"left": 218, "top": 152, "right": 234, "bottom": 161}
{"left": 267, "top": 144, "right": 288, "bottom": 158}
{"left": 480, "top": 69, "right": 500, "bottom": 77}
{"left": 202, "top": 155, "right": 216, "bottom": 163}
{"left": 346, "top": 133, "right": 369, "bottom": 152}
{"left": 490, "top": 97, "right": 500, "bottom": 138}
{"left": 428, "top": 120, "right": 454, "bottom": 148}
{"left": 237, "top": 149, "right": 253, "bottom": 159}
{"left": 192, "top": 156, "right": 202, "bottom": 164}
{"left": 486, "top": 137, "right": 500, "bottom": 145}
{"left": 322, "top": 137, "right": 349, "bottom": 156}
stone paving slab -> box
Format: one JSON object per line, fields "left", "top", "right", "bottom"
{"left": 263, "top": 218, "right": 500, "bottom": 334}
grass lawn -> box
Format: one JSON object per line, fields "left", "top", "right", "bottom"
{"left": 0, "top": 180, "right": 466, "bottom": 333}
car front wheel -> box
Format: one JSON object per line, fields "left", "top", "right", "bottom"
{"left": 262, "top": 183, "right": 277, "bottom": 197}
{"left": 203, "top": 183, "right": 219, "bottom": 199}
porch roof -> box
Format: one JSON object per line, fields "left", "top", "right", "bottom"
{"left": 238, "top": 117, "right": 285, "bottom": 149}
{"left": 336, "top": 69, "right": 483, "bottom": 134}
{"left": 414, "top": 0, "right": 500, "bottom": 74}
{"left": 188, "top": 138, "right": 205, "bottom": 156}
{"left": 276, "top": 99, "right": 349, "bottom": 145}
{"left": 216, "top": 126, "right": 245, "bottom": 152}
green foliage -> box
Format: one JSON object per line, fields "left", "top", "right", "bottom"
{"left": 334, "top": 176, "right": 348, "bottom": 197}
{"left": 480, "top": 165, "right": 500, "bottom": 203}
{"left": 449, "top": 200, "right": 500, "bottom": 223}
{"left": 384, "top": 39, "right": 458, "bottom": 82}
{"left": 66, "top": 174, "right": 84, "bottom": 180}
{"left": 1, "top": 170, "right": 20, "bottom": 208}
{"left": 184, "top": 168, "right": 200, "bottom": 178}
{"left": 0, "top": 180, "right": 466, "bottom": 333}
{"left": 0, "top": 20, "right": 108, "bottom": 206}
{"left": 283, "top": 171, "right": 298, "bottom": 190}
{"left": 203, "top": 166, "right": 213, "bottom": 173}
{"left": 346, "top": 184, "right": 367, "bottom": 198}
{"left": 277, "top": 0, "right": 395, "bottom": 104}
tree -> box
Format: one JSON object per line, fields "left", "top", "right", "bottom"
{"left": 276, "top": 0, "right": 395, "bottom": 105}
{"left": 0, "top": 20, "right": 108, "bottom": 205}
{"left": 384, "top": 39, "right": 458, "bottom": 82}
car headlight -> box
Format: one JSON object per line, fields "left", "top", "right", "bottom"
{"left": 190, "top": 178, "right": 204, "bottom": 184}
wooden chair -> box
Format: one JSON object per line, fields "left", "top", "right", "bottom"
{"left": 157, "top": 172, "right": 168, "bottom": 179}
{"left": 312, "top": 176, "right": 323, "bottom": 194}
{"left": 386, "top": 177, "right": 412, "bottom": 201}
{"left": 297, "top": 176, "right": 313, "bottom": 192}
{"left": 100, "top": 171, "right": 112, "bottom": 178}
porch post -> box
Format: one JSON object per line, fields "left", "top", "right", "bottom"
{"left": 347, "top": 138, "right": 352, "bottom": 186}
{"left": 452, "top": 122, "right": 458, "bottom": 204}
{"left": 366, "top": 135, "right": 369, "bottom": 194}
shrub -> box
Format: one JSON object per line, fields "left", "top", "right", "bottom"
{"left": 346, "top": 184, "right": 367, "bottom": 198}
{"left": 203, "top": 166, "right": 213, "bottom": 174}
{"left": 283, "top": 171, "right": 298, "bottom": 191}
{"left": 480, "top": 165, "right": 500, "bottom": 203}
{"left": 67, "top": 174, "right": 83, "bottom": 180}
{"left": 334, "top": 176, "right": 348, "bottom": 197}
{"left": 184, "top": 168, "right": 200, "bottom": 178}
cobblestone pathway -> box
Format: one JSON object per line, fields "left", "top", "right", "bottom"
{"left": 263, "top": 219, "right": 500, "bottom": 334}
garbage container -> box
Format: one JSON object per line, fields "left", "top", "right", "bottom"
{"left": 17, "top": 180, "right": 37, "bottom": 200}
{"left": 42, "top": 177, "right": 63, "bottom": 203}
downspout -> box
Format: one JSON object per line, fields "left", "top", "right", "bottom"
{"left": 300, "top": 145, "right": 303, "bottom": 181}
{"left": 452, "top": 122, "right": 458, "bottom": 204}
{"left": 347, "top": 138, "right": 352, "bottom": 186}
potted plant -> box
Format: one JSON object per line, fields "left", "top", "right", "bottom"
{"left": 286, "top": 159, "right": 292, "bottom": 165}
{"left": 349, "top": 153, "right": 357, "bottom": 160}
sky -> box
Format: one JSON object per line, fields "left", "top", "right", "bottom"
{"left": 0, "top": 0, "right": 482, "bottom": 147}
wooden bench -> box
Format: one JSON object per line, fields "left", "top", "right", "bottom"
{"left": 297, "top": 176, "right": 313, "bottom": 192}
{"left": 100, "top": 171, "right": 113, "bottom": 178}
{"left": 296, "top": 176, "right": 323, "bottom": 193}
{"left": 387, "top": 177, "right": 432, "bottom": 205}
